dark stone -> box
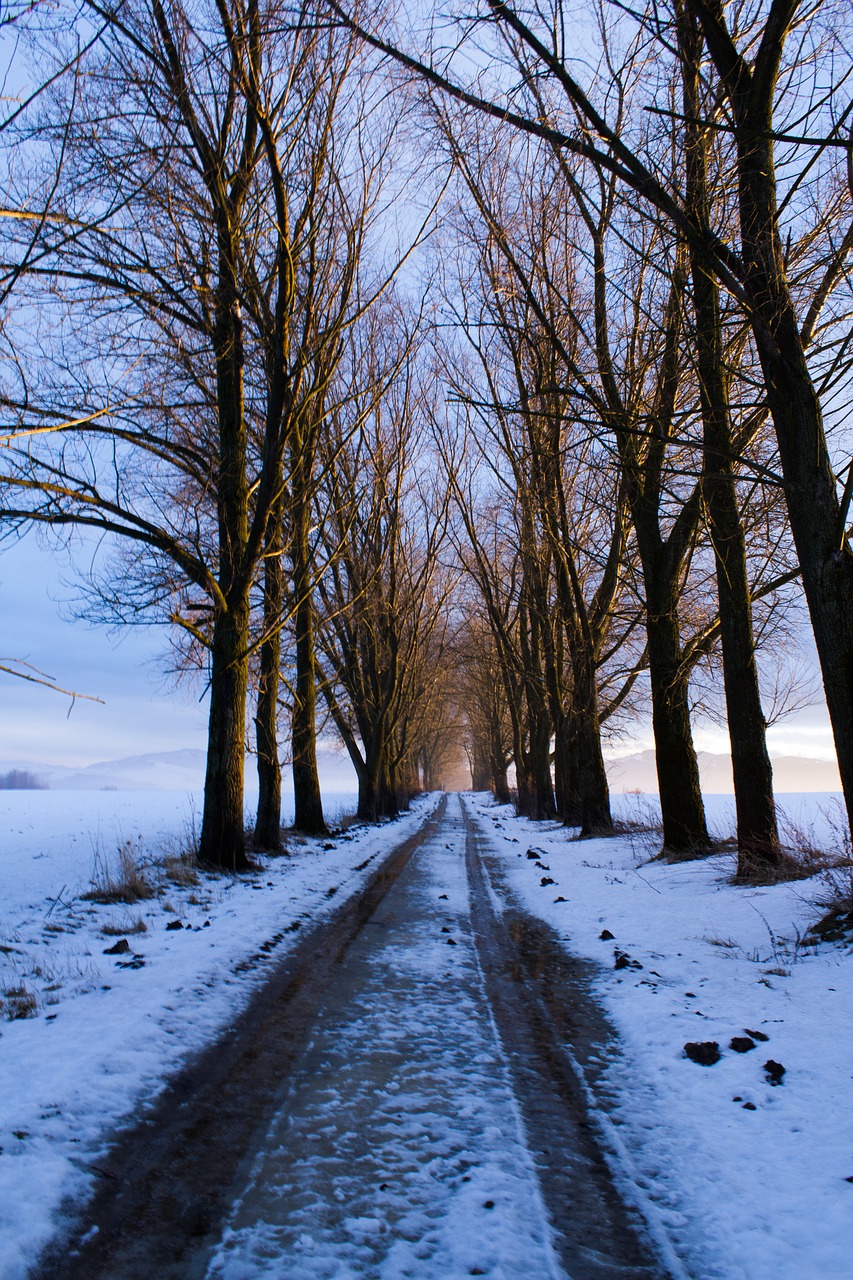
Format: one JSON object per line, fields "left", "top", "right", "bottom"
{"left": 745, "top": 1028, "right": 769, "bottom": 1041}
{"left": 742, "top": 1102, "right": 757, "bottom": 1110}
{"left": 729, "top": 1036, "right": 756, "bottom": 1054}
{"left": 540, "top": 877, "right": 555, "bottom": 886}
{"left": 447, "top": 938, "right": 457, "bottom": 946}
{"left": 600, "top": 929, "right": 615, "bottom": 941}
{"left": 526, "top": 850, "right": 539, "bottom": 860}
{"left": 483, "top": 1200, "right": 495, "bottom": 1209}
{"left": 103, "top": 939, "right": 130, "bottom": 955}
{"left": 764, "top": 1059, "right": 786, "bottom": 1085}
{"left": 166, "top": 921, "right": 183, "bottom": 931}
{"left": 554, "top": 896, "right": 567, "bottom": 903}
{"left": 684, "top": 1040, "right": 721, "bottom": 1066}
{"left": 438, "top": 894, "right": 448, "bottom": 900}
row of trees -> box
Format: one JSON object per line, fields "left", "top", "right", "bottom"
{"left": 2, "top": 0, "right": 852, "bottom": 886}
{"left": 383, "top": 0, "right": 850, "bottom": 881}
{"left": 0, "top": 0, "right": 454, "bottom": 866}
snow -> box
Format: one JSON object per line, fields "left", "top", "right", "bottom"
{"left": 0, "top": 787, "right": 434, "bottom": 1279}
{"left": 465, "top": 791, "right": 853, "bottom": 1280}
{"left": 1, "top": 785, "right": 850, "bottom": 1278}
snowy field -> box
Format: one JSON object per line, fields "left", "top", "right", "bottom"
{"left": 467, "top": 791, "right": 853, "bottom": 1280}
{"left": 0, "top": 787, "right": 435, "bottom": 1279}
{"left": 1, "top": 786, "right": 850, "bottom": 1278}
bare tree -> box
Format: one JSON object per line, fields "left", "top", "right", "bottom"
{"left": 328, "top": 0, "right": 853, "bottom": 843}
{"left": 316, "top": 312, "right": 453, "bottom": 819}
{"left": 0, "top": 0, "right": 383, "bottom": 865}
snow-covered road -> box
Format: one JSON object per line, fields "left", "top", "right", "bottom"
{"left": 204, "top": 795, "right": 570, "bottom": 1280}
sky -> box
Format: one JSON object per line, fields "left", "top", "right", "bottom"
{"left": 0, "top": 527, "right": 839, "bottom": 771}
{"left": 0, "top": 534, "right": 210, "bottom": 767}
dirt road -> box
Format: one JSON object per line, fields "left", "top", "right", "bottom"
{"left": 35, "top": 795, "right": 672, "bottom": 1280}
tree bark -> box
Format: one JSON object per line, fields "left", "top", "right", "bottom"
{"left": 254, "top": 492, "right": 284, "bottom": 849}
{"left": 200, "top": 594, "right": 251, "bottom": 869}
{"left": 644, "top": 564, "right": 710, "bottom": 855}
{"left": 570, "top": 650, "right": 613, "bottom": 835}
{"left": 291, "top": 461, "right": 326, "bottom": 835}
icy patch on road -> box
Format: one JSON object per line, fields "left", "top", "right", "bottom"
{"left": 207, "top": 797, "right": 563, "bottom": 1280}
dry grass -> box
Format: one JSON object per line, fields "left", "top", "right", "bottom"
{"left": 770, "top": 799, "right": 853, "bottom": 942}
{"left": 809, "top": 862, "right": 853, "bottom": 943}
{"left": 82, "top": 840, "right": 155, "bottom": 904}
{"left": 161, "top": 852, "right": 200, "bottom": 887}
{"left": 102, "top": 915, "right": 148, "bottom": 937}
{"left": 733, "top": 846, "right": 826, "bottom": 887}
{"left": 1, "top": 982, "right": 38, "bottom": 1021}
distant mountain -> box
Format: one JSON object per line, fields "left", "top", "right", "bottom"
{"left": 0, "top": 746, "right": 358, "bottom": 792}
{"left": 1, "top": 745, "right": 838, "bottom": 794}
{"left": 606, "top": 749, "right": 841, "bottom": 794}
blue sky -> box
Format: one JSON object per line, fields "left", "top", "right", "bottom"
{"left": 1, "top": 535, "right": 209, "bottom": 767}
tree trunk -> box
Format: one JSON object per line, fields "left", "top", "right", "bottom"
{"left": 291, "top": 474, "right": 325, "bottom": 835}
{"left": 645, "top": 590, "right": 710, "bottom": 856}
{"left": 679, "top": 14, "right": 781, "bottom": 876}
{"left": 471, "top": 737, "right": 491, "bottom": 791}
{"left": 571, "top": 660, "right": 613, "bottom": 836}
{"left": 554, "top": 713, "right": 583, "bottom": 825}
{"left": 756, "top": 326, "right": 853, "bottom": 833}
{"left": 693, "top": 291, "right": 781, "bottom": 872}
{"left": 711, "top": 472, "right": 781, "bottom": 874}
{"left": 491, "top": 754, "right": 511, "bottom": 804}
{"left": 254, "top": 493, "right": 284, "bottom": 850}
{"left": 553, "top": 712, "right": 578, "bottom": 825}
{"left": 358, "top": 742, "right": 398, "bottom": 821}
{"left": 529, "top": 709, "right": 556, "bottom": 819}
{"left": 199, "top": 242, "right": 250, "bottom": 870}
{"left": 747, "top": 294, "right": 853, "bottom": 840}
{"left": 200, "top": 595, "right": 251, "bottom": 869}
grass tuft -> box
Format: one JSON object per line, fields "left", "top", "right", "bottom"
{"left": 1, "top": 982, "right": 39, "bottom": 1020}
{"left": 82, "top": 840, "right": 155, "bottom": 904}
{"left": 102, "top": 915, "right": 148, "bottom": 937}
